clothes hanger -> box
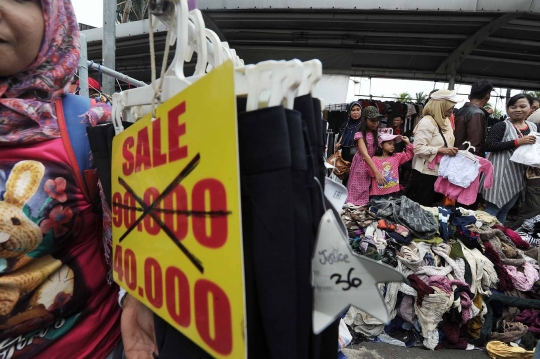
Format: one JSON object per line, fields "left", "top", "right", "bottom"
{"left": 458, "top": 141, "right": 478, "bottom": 162}
{"left": 113, "top": 0, "right": 245, "bottom": 133}
{"left": 112, "top": 0, "right": 189, "bottom": 133}
{"left": 184, "top": 9, "right": 208, "bottom": 77}
{"left": 205, "top": 29, "right": 223, "bottom": 72}
{"left": 297, "top": 60, "right": 323, "bottom": 98}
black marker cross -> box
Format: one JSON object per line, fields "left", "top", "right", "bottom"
{"left": 118, "top": 154, "right": 204, "bottom": 273}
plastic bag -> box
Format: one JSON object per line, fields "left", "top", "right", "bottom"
{"left": 510, "top": 132, "right": 540, "bottom": 168}
{"left": 338, "top": 319, "right": 352, "bottom": 352}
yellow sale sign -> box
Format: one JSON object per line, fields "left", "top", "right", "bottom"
{"left": 111, "top": 61, "right": 245, "bottom": 358}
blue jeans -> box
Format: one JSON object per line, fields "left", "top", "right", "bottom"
{"left": 370, "top": 194, "right": 395, "bottom": 201}
{"left": 485, "top": 192, "right": 520, "bottom": 224}
{"left": 534, "top": 339, "right": 540, "bottom": 359}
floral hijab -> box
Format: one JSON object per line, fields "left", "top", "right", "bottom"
{"left": 0, "top": 0, "right": 81, "bottom": 144}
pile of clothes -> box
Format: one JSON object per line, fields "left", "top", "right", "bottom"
{"left": 341, "top": 197, "right": 540, "bottom": 354}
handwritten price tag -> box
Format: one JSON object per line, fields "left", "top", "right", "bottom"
{"left": 111, "top": 61, "right": 246, "bottom": 358}
{"left": 312, "top": 210, "right": 405, "bottom": 334}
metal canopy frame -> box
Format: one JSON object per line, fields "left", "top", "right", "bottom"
{"left": 88, "top": 6, "right": 540, "bottom": 90}
{"left": 436, "top": 13, "right": 521, "bottom": 76}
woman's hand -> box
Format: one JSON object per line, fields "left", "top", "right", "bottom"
{"left": 375, "top": 172, "right": 386, "bottom": 186}
{"left": 334, "top": 142, "right": 341, "bottom": 151}
{"left": 122, "top": 295, "right": 158, "bottom": 359}
{"left": 437, "top": 147, "right": 459, "bottom": 156}
{"left": 401, "top": 136, "right": 410, "bottom": 145}
{"left": 517, "top": 135, "right": 537, "bottom": 146}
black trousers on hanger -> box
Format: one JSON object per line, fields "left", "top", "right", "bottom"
{"left": 294, "top": 95, "right": 338, "bottom": 359}
{"left": 238, "top": 106, "right": 298, "bottom": 359}
{"left": 154, "top": 99, "right": 336, "bottom": 359}
{"left": 285, "top": 109, "right": 313, "bottom": 359}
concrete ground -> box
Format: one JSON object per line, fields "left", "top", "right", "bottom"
{"left": 343, "top": 343, "right": 490, "bottom": 359}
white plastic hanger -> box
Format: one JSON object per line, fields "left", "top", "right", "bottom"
{"left": 297, "top": 60, "right": 323, "bottom": 97}
{"left": 184, "top": 9, "right": 208, "bottom": 77}
{"left": 112, "top": 0, "right": 190, "bottom": 133}
{"left": 459, "top": 141, "right": 478, "bottom": 162}
{"left": 205, "top": 29, "right": 223, "bottom": 72}
{"left": 113, "top": 0, "right": 245, "bottom": 132}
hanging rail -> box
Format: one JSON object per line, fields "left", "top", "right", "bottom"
{"left": 86, "top": 60, "right": 147, "bottom": 88}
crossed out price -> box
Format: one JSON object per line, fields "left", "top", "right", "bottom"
{"left": 113, "top": 245, "right": 233, "bottom": 355}
{"left": 111, "top": 178, "right": 229, "bottom": 250}
{"left": 112, "top": 172, "right": 234, "bottom": 355}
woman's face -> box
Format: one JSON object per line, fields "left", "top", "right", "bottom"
{"left": 508, "top": 98, "right": 531, "bottom": 121}
{"left": 0, "top": 0, "right": 44, "bottom": 77}
{"left": 443, "top": 107, "right": 455, "bottom": 119}
{"left": 366, "top": 118, "right": 380, "bottom": 130}
{"left": 350, "top": 105, "right": 362, "bottom": 120}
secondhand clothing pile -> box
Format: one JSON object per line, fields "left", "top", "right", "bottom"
{"left": 341, "top": 197, "right": 540, "bottom": 354}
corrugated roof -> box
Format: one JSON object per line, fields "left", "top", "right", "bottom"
{"left": 82, "top": 8, "right": 540, "bottom": 90}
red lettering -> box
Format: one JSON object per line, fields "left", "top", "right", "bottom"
{"left": 113, "top": 245, "right": 124, "bottom": 282}
{"left": 135, "top": 127, "right": 152, "bottom": 172}
{"left": 144, "top": 187, "right": 162, "bottom": 236}
{"left": 124, "top": 249, "right": 137, "bottom": 290}
{"left": 192, "top": 179, "right": 228, "bottom": 248}
{"left": 145, "top": 258, "right": 163, "bottom": 308}
{"left": 168, "top": 102, "right": 188, "bottom": 162}
{"left": 122, "top": 136, "right": 135, "bottom": 176}
{"left": 164, "top": 185, "right": 189, "bottom": 241}
{"left": 166, "top": 267, "right": 191, "bottom": 327}
{"left": 195, "top": 280, "right": 233, "bottom": 355}
{"left": 112, "top": 192, "right": 123, "bottom": 227}
{"left": 123, "top": 192, "right": 143, "bottom": 232}
{"left": 152, "top": 118, "right": 167, "bottom": 168}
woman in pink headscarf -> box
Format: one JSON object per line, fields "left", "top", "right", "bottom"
{"left": 0, "top": 1, "right": 124, "bottom": 358}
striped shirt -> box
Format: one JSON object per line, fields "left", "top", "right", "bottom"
{"left": 481, "top": 120, "right": 537, "bottom": 208}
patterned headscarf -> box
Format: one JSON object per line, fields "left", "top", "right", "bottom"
{"left": 0, "top": 0, "right": 81, "bottom": 145}
{"left": 340, "top": 101, "right": 362, "bottom": 147}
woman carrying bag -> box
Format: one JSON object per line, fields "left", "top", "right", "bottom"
{"left": 333, "top": 101, "right": 363, "bottom": 185}
{"left": 405, "top": 90, "right": 460, "bottom": 206}
{"left": 482, "top": 94, "right": 537, "bottom": 224}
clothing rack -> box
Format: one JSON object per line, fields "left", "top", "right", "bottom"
{"left": 78, "top": 11, "right": 234, "bottom": 97}
{"left": 77, "top": 34, "right": 146, "bottom": 97}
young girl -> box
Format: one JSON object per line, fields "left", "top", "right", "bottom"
{"left": 368, "top": 133, "right": 414, "bottom": 201}
{"left": 0, "top": 1, "right": 122, "bottom": 358}
{"left": 345, "top": 106, "right": 385, "bottom": 206}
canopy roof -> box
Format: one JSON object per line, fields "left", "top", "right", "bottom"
{"left": 82, "top": 2, "right": 540, "bottom": 89}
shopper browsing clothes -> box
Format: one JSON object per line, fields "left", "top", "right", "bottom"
{"left": 367, "top": 133, "right": 414, "bottom": 201}
{"left": 405, "top": 90, "right": 460, "bottom": 206}
{"left": 335, "top": 101, "right": 363, "bottom": 186}
{"left": 345, "top": 106, "right": 384, "bottom": 206}
{"left": 481, "top": 94, "right": 538, "bottom": 224}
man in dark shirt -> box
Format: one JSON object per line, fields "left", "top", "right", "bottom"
{"left": 454, "top": 81, "right": 494, "bottom": 157}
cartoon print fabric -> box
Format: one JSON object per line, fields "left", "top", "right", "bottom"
{"left": 0, "top": 140, "right": 120, "bottom": 358}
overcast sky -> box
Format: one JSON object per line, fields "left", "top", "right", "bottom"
{"left": 346, "top": 77, "right": 520, "bottom": 113}
{"left": 71, "top": 2, "right": 519, "bottom": 114}
{"left": 73, "top": 0, "right": 103, "bottom": 27}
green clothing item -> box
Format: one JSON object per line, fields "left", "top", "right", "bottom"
{"left": 450, "top": 241, "right": 466, "bottom": 260}
{"left": 413, "top": 236, "right": 444, "bottom": 245}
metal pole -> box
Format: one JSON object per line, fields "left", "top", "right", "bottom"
{"left": 103, "top": 0, "right": 116, "bottom": 94}
{"left": 79, "top": 34, "right": 89, "bottom": 97}
{"left": 87, "top": 61, "right": 147, "bottom": 88}
{"left": 448, "top": 75, "right": 456, "bottom": 90}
